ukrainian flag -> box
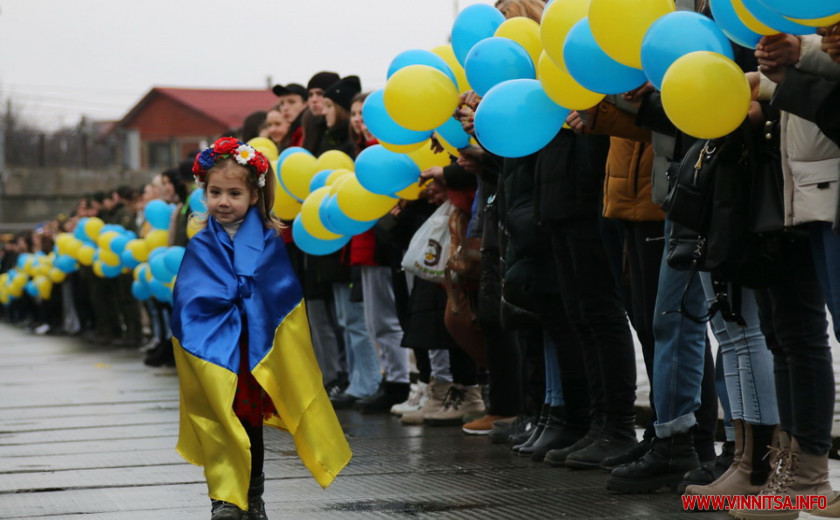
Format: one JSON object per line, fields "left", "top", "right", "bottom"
{"left": 171, "top": 208, "right": 351, "bottom": 510}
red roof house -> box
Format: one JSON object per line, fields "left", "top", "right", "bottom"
{"left": 115, "top": 87, "right": 277, "bottom": 170}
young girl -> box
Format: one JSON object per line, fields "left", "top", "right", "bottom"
{"left": 171, "top": 137, "right": 351, "bottom": 520}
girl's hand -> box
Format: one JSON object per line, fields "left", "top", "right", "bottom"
{"left": 819, "top": 23, "right": 840, "bottom": 63}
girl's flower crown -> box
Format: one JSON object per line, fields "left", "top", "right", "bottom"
{"left": 192, "top": 137, "right": 270, "bottom": 188}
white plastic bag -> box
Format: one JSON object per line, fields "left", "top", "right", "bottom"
{"left": 401, "top": 201, "right": 454, "bottom": 284}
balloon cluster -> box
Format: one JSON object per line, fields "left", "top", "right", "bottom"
{"left": 384, "top": 0, "right": 838, "bottom": 154}
{"left": 1, "top": 199, "right": 190, "bottom": 307}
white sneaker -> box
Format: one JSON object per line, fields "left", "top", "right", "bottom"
{"left": 390, "top": 381, "right": 428, "bottom": 416}
{"left": 34, "top": 324, "right": 50, "bottom": 335}
{"left": 401, "top": 379, "right": 452, "bottom": 425}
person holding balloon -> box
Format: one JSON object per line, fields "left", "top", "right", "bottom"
{"left": 171, "top": 137, "right": 350, "bottom": 520}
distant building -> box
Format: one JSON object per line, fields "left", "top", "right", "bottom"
{"left": 114, "top": 87, "right": 276, "bottom": 170}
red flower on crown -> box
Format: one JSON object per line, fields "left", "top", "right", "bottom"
{"left": 213, "top": 136, "right": 240, "bottom": 155}
{"left": 192, "top": 137, "right": 270, "bottom": 188}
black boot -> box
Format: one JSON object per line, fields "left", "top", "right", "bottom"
{"left": 606, "top": 431, "right": 701, "bottom": 494}
{"left": 512, "top": 404, "right": 550, "bottom": 453}
{"left": 543, "top": 413, "right": 605, "bottom": 467}
{"left": 245, "top": 473, "right": 268, "bottom": 520}
{"left": 144, "top": 339, "right": 174, "bottom": 367}
{"left": 527, "top": 408, "right": 591, "bottom": 463}
{"left": 600, "top": 435, "right": 652, "bottom": 471}
{"left": 211, "top": 500, "right": 244, "bottom": 520}
{"left": 355, "top": 381, "right": 410, "bottom": 414}
{"left": 564, "top": 415, "right": 638, "bottom": 470}
{"left": 677, "top": 440, "right": 735, "bottom": 493}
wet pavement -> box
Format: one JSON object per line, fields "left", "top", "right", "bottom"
{"left": 1, "top": 323, "right": 839, "bottom": 520}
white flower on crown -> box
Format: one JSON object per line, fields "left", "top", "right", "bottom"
{"left": 257, "top": 174, "right": 266, "bottom": 188}
{"left": 234, "top": 144, "right": 256, "bottom": 166}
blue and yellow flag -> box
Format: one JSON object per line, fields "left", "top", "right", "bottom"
{"left": 171, "top": 207, "right": 351, "bottom": 510}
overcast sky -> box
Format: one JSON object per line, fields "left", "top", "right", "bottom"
{"left": 0, "top": 0, "right": 494, "bottom": 131}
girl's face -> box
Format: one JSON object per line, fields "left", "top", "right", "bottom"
{"left": 159, "top": 175, "right": 175, "bottom": 202}
{"left": 350, "top": 100, "right": 365, "bottom": 135}
{"left": 324, "top": 99, "right": 336, "bottom": 128}
{"left": 205, "top": 164, "right": 258, "bottom": 225}
{"left": 265, "top": 110, "right": 289, "bottom": 145}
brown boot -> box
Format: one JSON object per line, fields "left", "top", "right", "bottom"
{"left": 729, "top": 434, "right": 833, "bottom": 520}
{"left": 684, "top": 419, "right": 746, "bottom": 501}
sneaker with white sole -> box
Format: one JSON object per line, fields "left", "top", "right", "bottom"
{"left": 425, "top": 385, "right": 486, "bottom": 426}
{"left": 390, "top": 381, "right": 428, "bottom": 416}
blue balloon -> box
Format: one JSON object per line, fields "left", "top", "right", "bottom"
{"left": 474, "top": 79, "right": 569, "bottom": 158}
{"left": 362, "top": 90, "right": 433, "bottom": 146}
{"left": 163, "top": 246, "right": 185, "bottom": 275}
{"left": 564, "top": 18, "right": 648, "bottom": 95}
{"left": 121, "top": 249, "right": 140, "bottom": 269}
{"left": 755, "top": 0, "right": 838, "bottom": 20}
{"left": 145, "top": 199, "right": 173, "bottom": 230}
{"left": 309, "top": 170, "right": 333, "bottom": 193}
{"left": 451, "top": 4, "right": 506, "bottom": 67}
{"left": 136, "top": 264, "right": 151, "bottom": 282}
{"left": 149, "top": 254, "right": 175, "bottom": 283}
{"left": 74, "top": 218, "right": 89, "bottom": 241}
{"left": 16, "top": 253, "right": 30, "bottom": 270}
{"left": 387, "top": 49, "right": 458, "bottom": 86}
{"left": 131, "top": 280, "right": 151, "bottom": 301}
{"left": 25, "top": 281, "right": 38, "bottom": 297}
{"left": 642, "top": 12, "right": 735, "bottom": 90}
{"left": 102, "top": 224, "right": 125, "bottom": 235}
{"left": 189, "top": 188, "right": 207, "bottom": 214}
{"left": 465, "top": 37, "right": 536, "bottom": 97}
{"left": 148, "top": 278, "right": 172, "bottom": 303}
{"left": 709, "top": 0, "right": 763, "bottom": 49}
{"left": 319, "top": 195, "right": 378, "bottom": 236}
{"left": 741, "top": 0, "right": 816, "bottom": 35}
{"left": 292, "top": 215, "right": 351, "bottom": 256}
{"left": 109, "top": 234, "right": 129, "bottom": 255}
{"left": 354, "top": 145, "right": 421, "bottom": 195}
{"left": 54, "top": 255, "right": 78, "bottom": 274}
{"left": 436, "top": 117, "right": 471, "bottom": 150}
{"left": 100, "top": 262, "right": 122, "bottom": 278}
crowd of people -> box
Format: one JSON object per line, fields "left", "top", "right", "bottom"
{"left": 2, "top": 0, "right": 840, "bottom": 518}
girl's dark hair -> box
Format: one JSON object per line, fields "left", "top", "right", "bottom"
{"left": 241, "top": 110, "right": 267, "bottom": 142}
{"left": 162, "top": 169, "right": 187, "bottom": 203}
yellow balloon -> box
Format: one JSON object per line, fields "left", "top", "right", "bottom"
{"left": 379, "top": 140, "right": 427, "bottom": 154}
{"left": 125, "top": 239, "right": 150, "bottom": 262}
{"left": 280, "top": 152, "right": 318, "bottom": 201}
{"left": 300, "top": 187, "right": 342, "bottom": 240}
{"left": 383, "top": 65, "right": 460, "bottom": 132}
{"left": 431, "top": 44, "right": 472, "bottom": 94}
{"left": 64, "top": 237, "right": 82, "bottom": 258}
{"left": 99, "top": 249, "right": 121, "bottom": 267}
{"left": 55, "top": 233, "right": 74, "bottom": 255}
{"left": 329, "top": 174, "right": 354, "bottom": 197}
{"left": 589, "top": 0, "right": 675, "bottom": 68}
{"left": 730, "top": 0, "right": 778, "bottom": 35}
{"left": 537, "top": 51, "right": 605, "bottom": 109}
{"left": 661, "top": 51, "right": 750, "bottom": 139}
{"left": 48, "top": 268, "right": 66, "bottom": 284}
{"left": 541, "top": 0, "right": 590, "bottom": 71}
{"left": 395, "top": 179, "right": 433, "bottom": 201}
{"left": 92, "top": 261, "right": 105, "bottom": 278}
{"left": 406, "top": 140, "right": 453, "bottom": 171}
{"left": 325, "top": 169, "right": 353, "bottom": 187}
{"left": 272, "top": 177, "right": 302, "bottom": 221}
{"left": 12, "top": 273, "right": 27, "bottom": 289}
{"left": 314, "top": 150, "right": 355, "bottom": 173}
{"left": 247, "top": 137, "right": 279, "bottom": 162}
{"left": 8, "top": 284, "right": 23, "bottom": 298}
{"left": 33, "top": 276, "right": 52, "bottom": 299}
{"left": 336, "top": 176, "right": 399, "bottom": 221}
{"left": 495, "top": 17, "right": 543, "bottom": 66}
{"left": 97, "top": 230, "right": 120, "bottom": 251}
{"left": 36, "top": 263, "right": 51, "bottom": 277}
{"left": 83, "top": 217, "right": 105, "bottom": 241}
{"left": 186, "top": 216, "right": 203, "bottom": 239}
{"left": 145, "top": 229, "right": 169, "bottom": 252}
{"left": 787, "top": 12, "right": 840, "bottom": 27}
{"left": 78, "top": 245, "right": 96, "bottom": 266}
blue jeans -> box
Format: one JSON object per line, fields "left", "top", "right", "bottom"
{"left": 652, "top": 220, "right": 708, "bottom": 438}
{"left": 810, "top": 222, "right": 840, "bottom": 341}
{"left": 333, "top": 283, "right": 381, "bottom": 398}
{"left": 701, "top": 273, "right": 778, "bottom": 426}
